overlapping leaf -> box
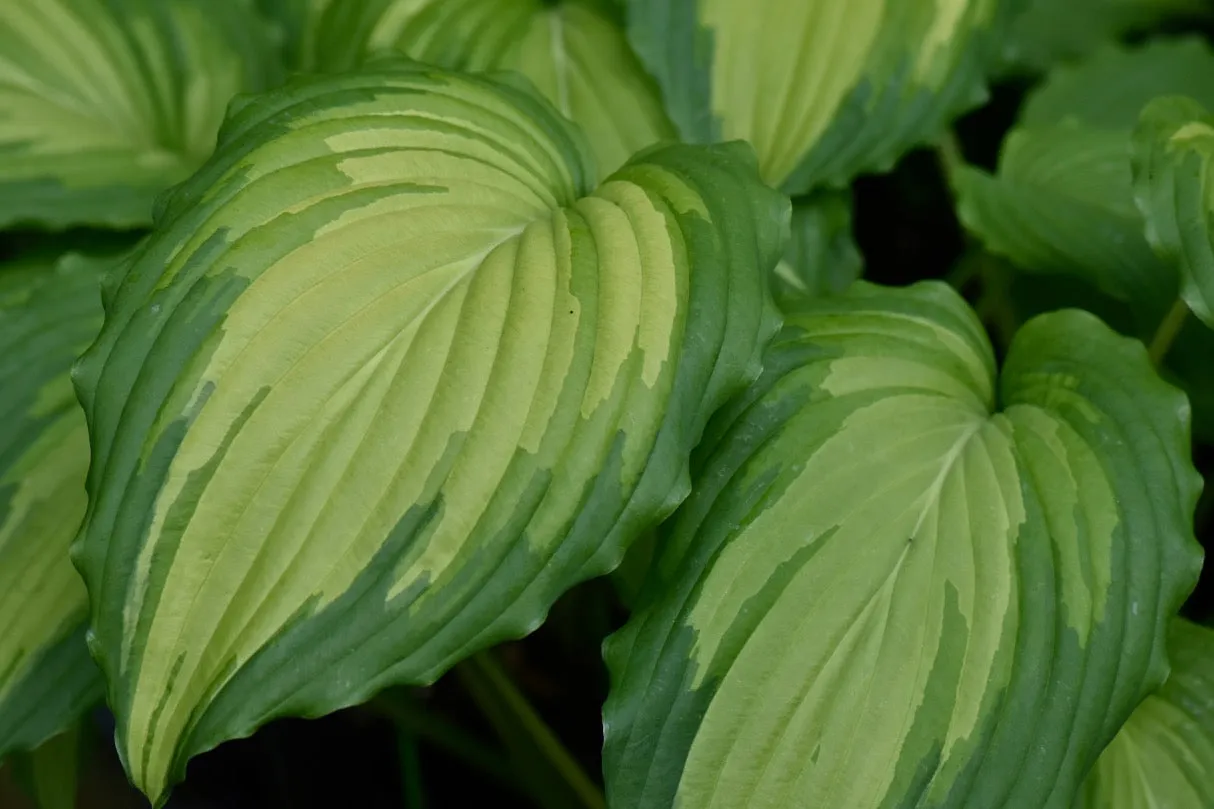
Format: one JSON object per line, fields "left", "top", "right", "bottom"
{"left": 0, "top": 254, "right": 110, "bottom": 760}
{"left": 260, "top": 0, "right": 674, "bottom": 179}
{"left": 1075, "top": 619, "right": 1214, "bottom": 809}
{"left": 955, "top": 127, "right": 1170, "bottom": 309}
{"left": 603, "top": 281, "right": 1202, "bottom": 809}
{"left": 0, "top": 0, "right": 279, "bottom": 229}
{"left": 998, "top": 0, "right": 1210, "bottom": 75}
{"left": 626, "top": 0, "right": 1021, "bottom": 193}
{"left": 956, "top": 37, "right": 1214, "bottom": 317}
{"left": 8, "top": 725, "right": 81, "bottom": 809}
{"left": 771, "top": 191, "right": 863, "bottom": 310}
{"left": 1133, "top": 95, "right": 1214, "bottom": 329}
{"left": 72, "top": 61, "right": 787, "bottom": 805}
{"left": 997, "top": 254, "right": 1214, "bottom": 443}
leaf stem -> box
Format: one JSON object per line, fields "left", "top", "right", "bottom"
{"left": 457, "top": 651, "right": 606, "bottom": 809}
{"left": 1149, "top": 298, "right": 1189, "bottom": 366}
{"left": 944, "top": 254, "right": 980, "bottom": 293}
{"left": 936, "top": 129, "right": 965, "bottom": 192}
{"left": 396, "top": 725, "right": 425, "bottom": 809}
{"left": 371, "top": 691, "right": 518, "bottom": 790}
{"left": 972, "top": 255, "right": 1018, "bottom": 351}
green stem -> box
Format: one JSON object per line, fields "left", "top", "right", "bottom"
{"left": 396, "top": 726, "right": 425, "bottom": 809}
{"left": 1149, "top": 298, "right": 1189, "bottom": 366}
{"left": 944, "top": 255, "right": 981, "bottom": 293}
{"left": 936, "top": 129, "right": 965, "bottom": 192}
{"left": 371, "top": 691, "right": 518, "bottom": 791}
{"left": 457, "top": 652, "right": 606, "bottom": 809}
{"left": 972, "top": 256, "right": 1018, "bottom": 351}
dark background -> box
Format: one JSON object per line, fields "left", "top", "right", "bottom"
{"left": 5, "top": 21, "right": 1214, "bottom": 809}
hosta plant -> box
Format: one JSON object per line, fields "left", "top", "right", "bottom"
{"left": 1, "top": 1, "right": 1214, "bottom": 808}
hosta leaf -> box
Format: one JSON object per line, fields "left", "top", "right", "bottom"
{"left": 771, "top": 191, "right": 863, "bottom": 310}
{"left": 603, "top": 281, "right": 1203, "bottom": 809}
{"left": 998, "top": 0, "right": 1210, "bottom": 75}
{"left": 268, "top": 0, "right": 674, "bottom": 180}
{"left": 1020, "top": 38, "right": 1214, "bottom": 129}
{"left": 9, "top": 726, "right": 81, "bottom": 809}
{"left": 956, "top": 38, "right": 1214, "bottom": 317}
{"left": 1075, "top": 619, "right": 1214, "bottom": 809}
{"left": 1005, "top": 265, "right": 1214, "bottom": 444}
{"left": 253, "top": 0, "right": 313, "bottom": 67}
{"left": 955, "top": 127, "right": 1171, "bottom": 309}
{"left": 0, "top": 0, "right": 279, "bottom": 229}
{"left": 0, "top": 254, "right": 110, "bottom": 759}
{"left": 626, "top": 0, "right": 1021, "bottom": 193}
{"left": 1133, "top": 96, "right": 1214, "bottom": 330}
{"left": 72, "top": 61, "right": 786, "bottom": 805}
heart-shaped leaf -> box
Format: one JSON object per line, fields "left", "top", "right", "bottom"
{"left": 261, "top": 0, "right": 674, "bottom": 180}
{"left": 603, "top": 281, "right": 1202, "bottom": 809}
{"left": 1133, "top": 95, "right": 1214, "bottom": 330}
{"left": 956, "top": 37, "right": 1214, "bottom": 319}
{"left": 626, "top": 0, "right": 1022, "bottom": 192}
{"left": 72, "top": 60, "right": 787, "bottom": 805}
{"left": 0, "top": 254, "right": 111, "bottom": 760}
{"left": 1075, "top": 619, "right": 1214, "bottom": 809}
{"left": 0, "top": 0, "right": 279, "bottom": 229}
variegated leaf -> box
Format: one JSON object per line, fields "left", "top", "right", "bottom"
{"left": 1076, "top": 619, "right": 1214, "bottom": 809}
{"left": 0, "top": 0, "right": 279, "bottom": 228}
{"left": 626, "top": 0, "right": 1023, "bottom": 192}
{"left": 72, "top": 60, "right": 787, "bottom": 805}
{"left": 0, "top": 254, "right": 111, "bottom": 760}
{"left": 262, "top": 0, "right": 674, "bottom": 180}
{"left": 603, "top": 281, "right": 1203, "bottom": 809}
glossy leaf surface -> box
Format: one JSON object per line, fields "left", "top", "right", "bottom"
{"left": 72, "top": 61, "right": 786, "bottom": 805}
{"left": 604, "top": 281, "right": 1203, "bottom": 809}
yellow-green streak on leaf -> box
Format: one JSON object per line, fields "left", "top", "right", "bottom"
{"left": 603, "top": 281, "right": 1203, "bottom": 809}
{"left": 1076, "top": 619, "right": 1214, "bottom": 809}
{"left": 0, "top": 0, "right": 279, "bottom": 229}
{"left": 72, "top": 61, "right": 787, "bottom": 806}
{"left": 278, "top": 0, "right": 675, "bottom": 180}
{"left": 627, "top": 0, "right": 1018, "bottom": 192}
{"left": 0, "top": 254, "right": 109, "bottom": 759}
